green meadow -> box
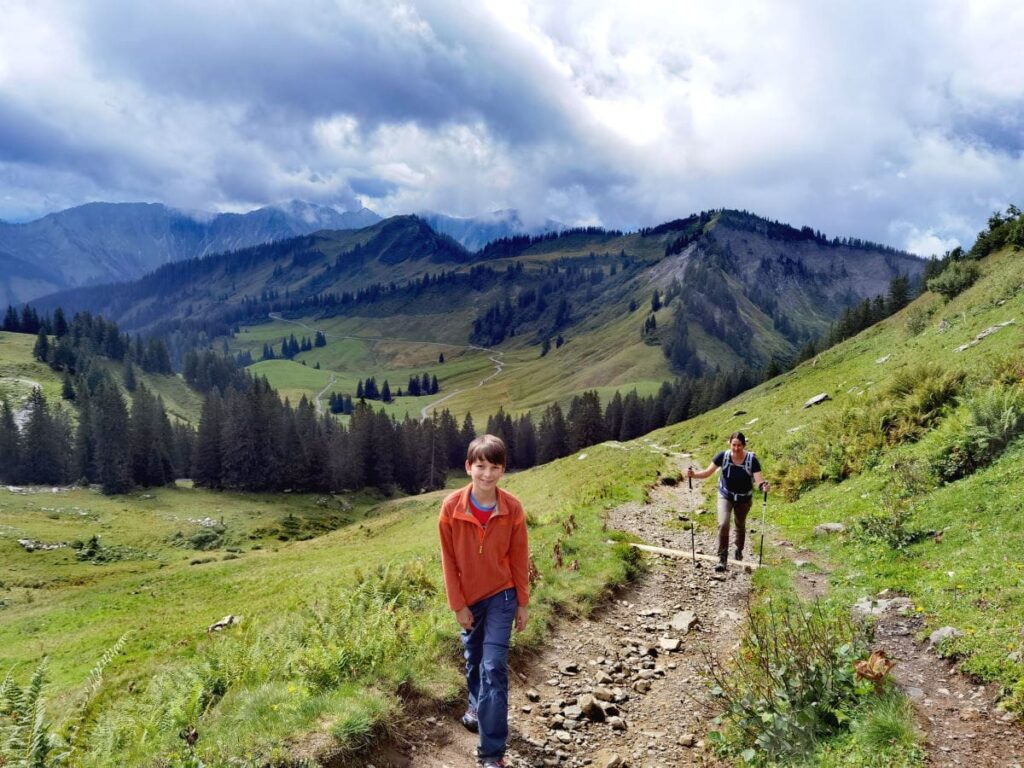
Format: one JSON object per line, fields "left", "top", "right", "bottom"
{"left": 3, "top": 244, "right": 1023, "bottom": 765}
{"left": 0, "top": 444, "right": 664, "bottom": 765}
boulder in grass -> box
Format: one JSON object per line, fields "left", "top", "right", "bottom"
{"left": 928, "top": 626, "right": 963, "bottom": 648}
{"left": 813, "top": 522, "right": 846, "bottom": 536}
{"left": 208, "top": 614, "right": 240, "bottom": 633}
{"left": 804, "top": 393, "right": 831, "bottom": 408}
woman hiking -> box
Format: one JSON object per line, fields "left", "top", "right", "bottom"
{"left": 687, "top": 432, "right": 769, "bottom": 571}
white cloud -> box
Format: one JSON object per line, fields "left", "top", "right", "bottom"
{"left": 0, "top": 0, "right": 1022, "bottom": 250}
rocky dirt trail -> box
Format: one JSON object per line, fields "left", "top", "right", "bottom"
{"left": 868, "top": 604, "right": 1024, "bottom": 767}
{"left": 782, "top": 542, "right": 1024, "bottom": 767}
{"left": 378, "top": 459, "right": 759, "bottom": 768}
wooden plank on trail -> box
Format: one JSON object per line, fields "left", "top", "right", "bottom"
{"left": 627, "top": 542, "right": 762, "bottom": 570}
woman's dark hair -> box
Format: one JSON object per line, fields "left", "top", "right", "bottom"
{"left": 728, "top": 432, "right": 746, "bottom": 445}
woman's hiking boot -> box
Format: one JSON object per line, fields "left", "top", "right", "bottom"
{"left": 714, "top": 559, "right": 727, "bottom": 572}
{"left": 461, "top": 708, "right": 479, "bottom": 733}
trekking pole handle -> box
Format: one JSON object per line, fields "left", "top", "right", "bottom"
{"left": 687, "top": 466, "right": 693, "bottom": 490}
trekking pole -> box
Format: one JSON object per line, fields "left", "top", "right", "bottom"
{"left": 687, "top": 470, "right": 696, "bottom": 565}
{"left": 758, "top": 487, "right": 768, "bottom": 566}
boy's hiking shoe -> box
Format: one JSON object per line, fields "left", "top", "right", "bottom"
{"left": 461, "top": 709, "right": 479, "bottom": 733}
{"left": 714, "top": 561, "right": 727, "bottom": 572}
{"left": 478, "top": 758, "right": 507, "bottom": 768}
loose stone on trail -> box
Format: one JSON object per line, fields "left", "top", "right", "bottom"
{"left": 670, "top": 610, "right": 699, "bottom": 633}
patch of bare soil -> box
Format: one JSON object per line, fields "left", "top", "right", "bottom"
{"left": 872, "top": 609, "right": 1024, "bottom": 767}
{"left": 383, "top": 463, "right": 756, "bottom": 768}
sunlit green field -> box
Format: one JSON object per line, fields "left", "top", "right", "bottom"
{"left": 0, "top": 443, "right": 665, "bottom": 765}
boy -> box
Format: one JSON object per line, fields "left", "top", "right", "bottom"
{"left": 438, "top": 434, "right": 530, "bottom": 768}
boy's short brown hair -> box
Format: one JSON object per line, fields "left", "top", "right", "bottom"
{"left": 466, "top": 434, "right": 507, "bottom": 467}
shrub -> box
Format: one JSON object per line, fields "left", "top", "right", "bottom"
{"left": 853, "top": 689, "right": 921, "bottom": 754}
{"left": 932, "top": 383, "right": 1024, "bottom": 482}
{"left": 904, "top": 306, "right": 929, "bottom": 337}
{"left": 706, "top": 601, "right": 873, "bottom": 763}
{"left": 856, "top": 492, "right": 926, "bottom": 550}
{"left": 927, "top": 261, "right": 981, "bottom": 300}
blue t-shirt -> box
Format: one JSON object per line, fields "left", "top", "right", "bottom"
{"left": 713, "top": 450, "right": 761, "bottom": 499}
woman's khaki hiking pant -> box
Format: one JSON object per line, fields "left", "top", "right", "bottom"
{"left": 717, "top": 496, "right": 752, "bottom": 562}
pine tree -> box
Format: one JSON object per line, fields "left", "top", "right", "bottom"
{"left": 61, "top": 374, "right": 76, "bottom": 401}
{"left": 19, "top": 388, "right": 60, "bottom": 484}
{"left": 52, "top": 308, "right": 69, "bottom": 337}
{"left": 567, "top": 391, "right": 606, "bottom": 451}
{"left": 604, "top": 391, "right": 624, "bottom": 440}
{"left": 438, "top": 352, "right": 445, "bottom": 364}
{"left": 92, "top": 382, "right": 132, "bottom": 494}
{"left": 0, "top": 400, "right": 20, "bottom": 483}
{"left": 619, "top": 390, "right": 645, "bottom": 441}
{"left": 537, "top": 403, "right": 569, "bottom": 463}
{"left": 2, "top": 305, "right": 18, "bottom": 332}
{"left": 356, "top": 379, "right": 364, "bottom": 399}
{"left": 122, "top": 361, "right": 137, "bottom": 392}
{"left": 651, "top": 289, "right": 662, "bottom": 312}
{"left": 33, "top": 328, "right": 50, "bottom": 363}
{"left": 431, "top": 374, "right": 439, "bottom": 394}
{"left": 193, "top": 393, "right": 225, "bottom": 488}
{"left": 381, "top": 380, "right": 392, "bottom": 402}
{"left": 887, "top": 274, "right": 910, "bottom": 314}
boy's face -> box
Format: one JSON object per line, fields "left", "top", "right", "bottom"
{"left": 465, "top": 457, "right": 505, "bottom": 492}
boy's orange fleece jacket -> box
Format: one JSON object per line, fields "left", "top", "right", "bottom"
{"left": 438, "top": 484, "right": 530, "bottom": 611}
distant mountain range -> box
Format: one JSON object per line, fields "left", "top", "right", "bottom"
{"left": 0, "top": 201, "right": 381, "bottom": 305}
{"left": 0, "top": 201, "right": 567, "bottom": 306}
{"left": 33, "top": 210, "right": 925, "bottom": 378}
{"left": 419, "top": 210, "right": 563, "bottom": 251}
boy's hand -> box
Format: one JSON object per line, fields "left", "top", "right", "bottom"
{"left": 515, "top": 606, "right": 529, "bottom": 633}
{"left": 455, "top": 606, "right": 474, "bottom": 630}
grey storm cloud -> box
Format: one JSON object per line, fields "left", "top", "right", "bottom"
{"left": 1, "top": 0, "right": 1023, "bottom": 255}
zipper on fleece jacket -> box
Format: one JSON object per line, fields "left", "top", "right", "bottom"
{"left": 454, "top": 499, "right": 502, "bottom": 555}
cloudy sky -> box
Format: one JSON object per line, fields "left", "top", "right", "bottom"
{"left": 1, "top": 0, "right": 1023, "bottom": 254}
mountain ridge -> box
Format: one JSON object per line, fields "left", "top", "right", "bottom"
{"left": 0, "top": 200, "right": 381, "bottom": 305}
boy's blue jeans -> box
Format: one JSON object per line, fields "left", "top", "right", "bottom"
{"left": 461, "top": 587, "right": 517, "bottom": 759}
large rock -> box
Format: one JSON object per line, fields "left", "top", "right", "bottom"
{"left": 804, "top": 392, "right": 831, "bottom": 408}
{"left": 594, "top": 750, "right": 622, "bottom": 768}
{"left": 670, "top": 610, "right": 700, "bottom": 633}
{"left": 578, "top": 694, "right": 606, "bottom": 722}
{"left": 659, "top": 637, "right": 681, "bottom": 652}
{"left": 929, "top": 626, "right": 963, "bottom": 648}
{"left": 813, "top": 522, "right": 846, "bottom": 536}
{"left": 852, "top": 596, "right": 914, "bottom": 618}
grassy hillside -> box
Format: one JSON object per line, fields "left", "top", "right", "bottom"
{"left": 0, "top": 331, "right": 65, "bottom": 405}
{"left": 653, "top": 242, "right": 1024, "bottom": 729}
{"left": 0, "top": 443, "right": 665, "bottom": 765}
{"left": 0, "top": 330, "right": 206, "bottom": 426}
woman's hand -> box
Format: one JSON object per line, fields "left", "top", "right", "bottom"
{"left": 455, "top": 606, "right": 474, "bottom": 630}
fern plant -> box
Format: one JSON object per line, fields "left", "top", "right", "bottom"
{"left": 0, "top": 634, "right": 128, "bottom": 767}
